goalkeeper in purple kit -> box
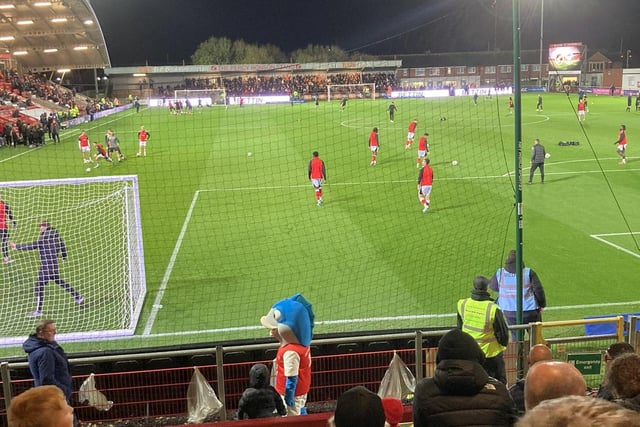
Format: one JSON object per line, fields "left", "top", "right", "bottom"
{"left": 10, "top": 221, "right": 84, "bottom": 318}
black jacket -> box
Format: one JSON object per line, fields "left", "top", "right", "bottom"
{"left": 413, "top": 359, "right": 517, "bottom": 426}
{"left": 237, "top": 364, "right": 286, "bottom": 419}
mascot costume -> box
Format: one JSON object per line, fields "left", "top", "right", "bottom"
{"left": 261, "top": 293, "right": 314, "bottom": 415}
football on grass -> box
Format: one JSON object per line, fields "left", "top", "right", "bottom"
{"left": 451, "top": 160, "right": 458, "bottom": 166}
{"left": 86, "top": 167, "right": 92, "bottom": 173}
{"left": 545, "top": 153, "right": 551, "bottom": 159}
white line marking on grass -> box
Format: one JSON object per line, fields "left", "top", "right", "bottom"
{"left": 0, "top": 147, "right": 43, "bottom": 163}
{"left": 501, "top": 157, "right": 640, "bottom": 177}
{"left": 132, "top": 301, "right": 640, "bottom": 340}
{"left": 590, "top": 232, "right": 640, "bottom": 259}
{"left": 143, "top": 190, "right": 201, "bottom": 335}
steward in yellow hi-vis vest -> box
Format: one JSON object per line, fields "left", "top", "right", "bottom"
{"left": 457, "top": 275, "right": 509, "bottom": 385}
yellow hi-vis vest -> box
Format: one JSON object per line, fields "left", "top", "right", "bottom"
{"left": 457, "top": 298, "right": 506, "bottom": 358}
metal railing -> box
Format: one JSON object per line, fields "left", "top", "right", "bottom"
{"left": 1, "top": 316, "right": 636, "bottom": 425}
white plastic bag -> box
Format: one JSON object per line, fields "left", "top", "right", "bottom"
{"left": 187, "top": 367, "right": 223, "bottom": 423}
{"left": 78, "top": 373, "right": 113, "bottom": 411}
{"left": 377, "top": 351, "right": 416, "bottom": 400}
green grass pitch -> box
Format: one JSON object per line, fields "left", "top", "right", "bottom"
{"left": 0, "top": 92, "right": 638, "bottom": 356}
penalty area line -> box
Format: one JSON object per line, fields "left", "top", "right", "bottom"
{"left": 590, "top": 232, "right": 640, "bottom": 259}
{"left": 143, "top": 190, "right": 201, "bottom": 335}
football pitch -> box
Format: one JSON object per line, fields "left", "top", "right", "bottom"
{"left": 1, "top": 92, "right": 639, "bottom": 356}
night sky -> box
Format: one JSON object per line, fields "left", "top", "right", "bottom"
{"left": 89, "top": 0, "right": 640, "bottom": 67}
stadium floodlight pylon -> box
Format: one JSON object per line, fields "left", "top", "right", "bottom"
{"left": 0, "top": 175, "right": 146, "bottom": 345}
{"left": 174, "top": 89, "right": 227, "bottom": 106}
{"left": 327, "top": 83, "right": 376, "bottom": 101}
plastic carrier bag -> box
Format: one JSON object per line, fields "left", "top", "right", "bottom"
{"left": 377, "top": 351, "right": 416, "bottom": 400}
{"left": 78, "top": 373, "right": 113, "bottom": 411}
{"left": 187, "top": 367, "right": 223, "bottom": 423}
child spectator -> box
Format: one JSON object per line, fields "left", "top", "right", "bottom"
{"left": 236, "top": 363, "right": 286, "bottom": 419}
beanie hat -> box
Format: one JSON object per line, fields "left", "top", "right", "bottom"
{"left": 436, "top": 328, "right": 486, "bottom": 365}
{"left": 473, "top": 275, "right": 489, "bottom": 291}
{"left": 381, "top": 397, "right": 403, "bottom": 427}
{"left": 334, "top": 386, "right": 385, "bottom": 427}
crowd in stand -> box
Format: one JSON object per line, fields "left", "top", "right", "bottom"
{"left": 155, "top": 72, "right": 399, "bottom": 97}
{"left": 0, "top": 70, "right": 126, "bottom": 148}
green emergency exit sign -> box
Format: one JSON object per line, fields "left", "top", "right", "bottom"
{"left": 567, "top": 353, "right": 602, "bottom": 375}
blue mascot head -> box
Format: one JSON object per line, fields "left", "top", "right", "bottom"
{"left": 260, "top": 293, "right": 314, "bottom": 347}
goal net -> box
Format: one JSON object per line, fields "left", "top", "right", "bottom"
{"left": 0, "top": 175, "right": 146, "bottom": 345}
{"left": 174, "top": 89, "right": 227, "bottom": 106}
{"left": 327, "top": 83, "right": 376, "bottom": 101}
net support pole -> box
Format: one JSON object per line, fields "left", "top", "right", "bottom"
{"left": 513, "top": 0, "right": 525, "bottom": 374}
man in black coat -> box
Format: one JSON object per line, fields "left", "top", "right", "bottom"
{"left": 528, "top": 138, "right": 546, "bottom": 184}
{"left": 413, "top": 328, "right": 517, "bottom": 427}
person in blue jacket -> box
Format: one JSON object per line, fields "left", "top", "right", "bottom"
{"left": 22, "top": 319, "right": 74, "bottom": 404}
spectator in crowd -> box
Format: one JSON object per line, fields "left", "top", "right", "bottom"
{"left": 508, "top": 344, "right": 553, "bottom": 415}
{"left": 413, "top": 328, "right": 517, "bottom": 426}
{"left": 524, "top": 361, "right": 586, "bottom": 411}
{"left": 515, "top": 395, "right": 640, "bottom": 427}
{"left": 7, "top": 385, "right": 74, "bottom": 427}
{"left": 458, "top": 275, "right": 509, "bottom": 384}
{"left": 330, "top": 386, "right": 385, "bottom": 427}
{"left": 22, "top": 320, "right": 74, "bottom": 405}
{"left": 596, "top": 342, "right": 635, "bottom": 400}
{"left": 490, "top": 249, "right": 546, "bottom": 340}
{"left": 236, "top": 363, "right": 286, "bottom": 419}
{"left": 607, "top": 352, "right": 640, "bottom": 412}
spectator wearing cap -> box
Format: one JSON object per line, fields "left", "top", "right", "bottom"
{"left": 413, "top": 328, "right": 517, "bottom": 426}
{"left": 457, "top": 275, "right": 510, "bottom": 384}
{"left": 330, "top": 386, "right": 385, "bottom": 427}
{"left": 607, "top": 352, "right": 640, "bottom": 412}
{"left": 596, "top": 342, "right": 635, "bottom": 401}
{"left": 489, "top": 250, "right": 546, "bottom": 341}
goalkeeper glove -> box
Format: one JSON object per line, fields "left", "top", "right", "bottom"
{"left": 284, "top": 376, "right": 298, "bottom": 407}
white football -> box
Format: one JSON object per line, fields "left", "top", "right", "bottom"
{"left": 545, "top": 153, "right": 551, "bottom": 159}
{"left": 86, "top": 167, "right": 92, "bottom": 173}
{"left": 247, "top": 152, "right": 253, "bottom": 157}
{"left": 451, "top": 160, "right": 459, "bottom": 166}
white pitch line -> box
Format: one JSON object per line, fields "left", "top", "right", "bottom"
{"left": 135, "top": 300, "right": 640, "bottom": 341}
{"left": 0, "top": 146, "right": 43, "bottom": 163}
{"left": 143, "top": 190, "right": 201, "bottom": 335}
{"left": 590, "top": 232, "right": 640, "bottom": 259}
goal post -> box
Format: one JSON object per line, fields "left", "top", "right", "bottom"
{"left": 327, "top": 83, "right": 376, "bottom": 101}
{"left": 174, "top": 89, "right": 227, "bottom": 106}
{"left": 0, "top": 175, "right": 146, "bottom": 345}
